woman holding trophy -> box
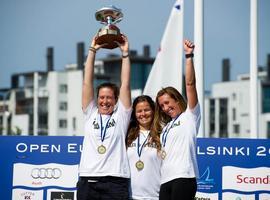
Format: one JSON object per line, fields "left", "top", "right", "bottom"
{"left": 76, "top": 6, "right": 132, "bottom": 199}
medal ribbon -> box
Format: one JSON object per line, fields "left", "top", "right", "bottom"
{"left": 137, "top": 132, "right": 149, "bottom": 159}
{"left": 99, "top": 114, "right": 112, "bottom": 143}
{"left": 161, "top": 115, "right": 180, "bottom": 148}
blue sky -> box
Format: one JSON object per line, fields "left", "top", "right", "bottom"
{"left": 0, "top": 0, "right": 269, "bottom": 91}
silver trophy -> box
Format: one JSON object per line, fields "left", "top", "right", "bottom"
{"left": 95, "top": 5, "right": 124, "bottom": 49}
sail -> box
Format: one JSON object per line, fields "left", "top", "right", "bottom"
{"left": 143, "top": 0, "right": 184, "bottom": 99}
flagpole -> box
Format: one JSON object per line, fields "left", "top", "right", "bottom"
{"left": 33, "top": 72, "right": 39, "bottom": 136}
{"left": 250, "top": 0, "right": 258, "bottom": 138}
{"left": 194, "top": 0, "right": 204, "bottom": 137}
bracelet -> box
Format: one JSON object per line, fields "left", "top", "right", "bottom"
{"left": 185, "top": 53, "right": 194, "bottom": 58}
{"left": 122, "top": 52, "right": 129, "bottom": 58}
{"left": 89, "top": 47, "right": 96, "bottom": 54}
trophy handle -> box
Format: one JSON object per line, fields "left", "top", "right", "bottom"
{"left": 112, "top": 17, "right": 123, "bottom": 24}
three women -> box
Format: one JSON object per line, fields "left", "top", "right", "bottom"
{"left": 77, "top": 36, "right": 200, "bottom": 200}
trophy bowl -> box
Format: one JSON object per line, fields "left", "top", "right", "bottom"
{"left": 95, "top": 6, "right": 124, "bottom": 49}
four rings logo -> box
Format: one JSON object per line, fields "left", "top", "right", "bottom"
{"left": 31, "top": 168, "right": 62, "bottom": 179}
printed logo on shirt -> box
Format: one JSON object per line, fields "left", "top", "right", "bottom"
{"left": 128, "top": 142, "right": 158, "bottom": 149}
{"left": 93, "top": 121, "right": 100, "bottom": 129}
{"left": 107, "top": 119, "right": 116, "bottom": 128}
{"left": 92, "top": 118, "right": 116, "bottom": 129}
{"left": 50, "top": 191, "right": 74, "bottom": 200}
{"left": 171, "top": 120, "right": 181, "bottom": 128}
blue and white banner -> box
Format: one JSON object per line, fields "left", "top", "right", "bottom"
{"left": 196, "top": 138, "right": 270, "bottom": 200}
{"left": 0, "top": 136, "right": 82, "bottom": 200}
{"left": 0, "top": 136, "right": 269, "bottom": 200}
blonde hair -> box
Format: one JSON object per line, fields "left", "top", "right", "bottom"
{"left": 153, "top": 87, "right": 187, "bottom": 134}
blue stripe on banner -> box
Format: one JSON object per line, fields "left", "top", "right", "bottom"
{"left": 13, "top": 186, "right": 77, "bottom": 190}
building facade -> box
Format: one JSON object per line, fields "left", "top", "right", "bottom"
{"left": 205, "top": 56, "right": 270, "bottom": 138}
{"left": 0, "top": 44, "right": 154, "bottom": 136}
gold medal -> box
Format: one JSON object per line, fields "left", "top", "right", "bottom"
{"left": 160, "top": 149, "right": 167, "bottom": 160}
{"left": 135, "top": 160, "right": 144, "bottom": 170}
{"left": 97, "top": 145, "right": 106, "bottom": 154}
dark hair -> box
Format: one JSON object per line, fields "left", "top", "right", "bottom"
{"left": 126, "top": 95, "right": 161, "bottom": 151}
{"left": 96, "top": 82, "right": 119, "bottom": 101}
{"left": 153, "top": 87, "right": 187, "bottom": 134}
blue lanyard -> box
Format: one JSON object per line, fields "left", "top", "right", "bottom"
{"left": 161, "top": 115, "right": 180, "bottom": 148}
{"left": 137, "top": 132, "right": 149, "bottom": 158}
{"left": 99, "top": 114, "right": 112, "bottom": 143}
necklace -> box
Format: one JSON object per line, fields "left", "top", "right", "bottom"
{"left": 97, "top": 114, "right": 112, "bottom": 154}
{"left": 135, "top": 130, "right": 150, "bottom": 170}
{"left": 160, "top": 115, "right": 181, "bottom": 159}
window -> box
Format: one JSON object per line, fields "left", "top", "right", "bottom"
{"left": 219, "top": 98, "right": 228, "bottom": 137}
{"left": 233, "top": 124, "right": 240, "bottom": 134}
{"left": 73, "top": 117, "right": 76, "bottom": 131}
{"left": 94, "top": 65, "right": 105, "bottom": 74}
{"left": 59, "top": 84, "right": 68, "bottom": 93}
{"left": 59, "top": 102, "right": 68, "bottom": 111}
{"left": 209, "top": 99, "right": 215, "bottom": 136}
{"left": 267, "top": 122, "right": 270, "bottom": 139}
{"left": 232, "top": 108, "right": 236, "bottom": 121}
{"left": 232, "top": 93, "right": 236, "bottom": 100}
{"left": 59, "top": 119, "right": 67, "bottom": 128}
{"left": 262, "top": 85, "right": 270, "bottom": 113}
{"left": 38, "top": 113, "right": 48, "bottom": 135}
{"left": 0, "top": 116, "right": 3, "bottom": 135}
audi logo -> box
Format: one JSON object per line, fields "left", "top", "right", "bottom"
{"left": 31, "top": 168, "right": 62, "bottom": 179}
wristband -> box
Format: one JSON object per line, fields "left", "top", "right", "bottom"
{"left": 185, "top": 53, "right": 194, "bottom": 58}
{"left": 122, "top": 52, "right": 129, "bottom": 58}
{"left": 89, "top": 47, "right": 96, "bottom": 54}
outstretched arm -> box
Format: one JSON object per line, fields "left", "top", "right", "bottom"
{"left": 82, "top": 36, "right": 105, "bottom": 111}
{"left": 116, "top": 34, "right": 131, "bottom": 109}
{"left": 184, "top": 39, "right": 198, "bottom": 109}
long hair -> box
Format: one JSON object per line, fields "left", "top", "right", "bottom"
{"left": 153, "top": 87, "right": 187, "bottom": 134}
{"left": 126, "top": 95, "right": 161, "bottom": 151}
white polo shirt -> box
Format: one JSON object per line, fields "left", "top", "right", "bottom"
{"left": 160, "top": 103, "right": 201, "bottom": 184}
{"left": 78, "top": 100, "right": 132, "bottom": 178}
{"left": 127, "top": 130, "right": 162, "bottom": 200}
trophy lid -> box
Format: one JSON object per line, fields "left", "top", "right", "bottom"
{"left": 95, "top": 5, "right": 123, "bottom": 24}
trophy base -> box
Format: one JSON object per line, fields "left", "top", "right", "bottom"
{"left": 96, "top": 25, "right": 124, "bottom": 49}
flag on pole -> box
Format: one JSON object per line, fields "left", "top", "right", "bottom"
{"left": 143, "top": 0, "right": 184, "bottom": 99}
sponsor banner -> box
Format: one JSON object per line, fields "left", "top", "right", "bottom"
{"left": 222, "top": 166, "right": 270, "bottom": 191}
{"left": 12, "top": 188, "right": 43, "bottom": 200}
{"left": 259, "top": 193, "right": 270, "bottom": 200}
{"left": 0, "top": 136, "right": 81, "bottom": 200}
{"left": 196, "top": 138, "right": 270, "bottom": 199}
{"left": 1, "top": 136, "right": 270, "bottom": 199}
{"left": 222, "top": 192, "right": 255, "bottom": 200}
{"left": 47, "top": 189, "right": 76, "bottom": 200}
{"left": 195, "top": 192, "right": 218, "bottom": 200}
{"left": 13, "top": 163, "right": 78, "bottom": 188}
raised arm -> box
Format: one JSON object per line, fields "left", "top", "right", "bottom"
{"left": 82, "top": 36, "right": 104, "bottom": 111}
{"left": 117, "top": 34, "right": 131, "bottom": 109}
{"left": 184, "top": 39, "right": 198, "bottom": 109}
